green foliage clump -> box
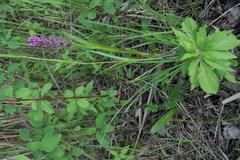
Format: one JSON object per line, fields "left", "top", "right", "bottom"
{"left": 1, "top": 0, "right": 240, "bottom": 158}
{"left": 0, "top": 79, "right": 119, "bottom": 159}
{"left": 108, "top": 146, "right": 135, "bottom": 160}
{"left": 174, "top": 18, "right": 240, "bottom": 94}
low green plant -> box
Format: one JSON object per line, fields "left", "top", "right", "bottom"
{"left": 0, "top": 28, "right": 20, "bottom": 49}
{"left": 0, "top": 77, "right": 119, "bottom": 159}
{"left": 147, "top": 82, "right": 182, "bottom": 134}
{"left": 1, "top": 0, "right": 240, "bottom": 158}
{"left": 174, "top": 18, "right": 240, "bottom": 94}
{"left": 78, "top": 0, "right": 117, "bottom": 27}
{"left": 108, "top": 146, "right": 135, "bottom": 160}
{"left": 0, "top": 1, "right": 14, "bottom": 18}
{"left": 15, "top": 155, "right": 31, "bottom": 160}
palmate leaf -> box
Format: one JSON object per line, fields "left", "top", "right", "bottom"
{"left": 175, "top": 18, "right": 240, "bottom": 94}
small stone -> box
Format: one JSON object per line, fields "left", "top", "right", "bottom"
{"left": 223, "top": 126, "right": 240, "bottom": 139}
{"left": 227, "top": 6, "right": 240, "bottom": 27}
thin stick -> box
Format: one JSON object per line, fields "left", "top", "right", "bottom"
{"left": 214, "top": 104, "right": 224, "bottom": 142}
{"left": 1, "top": 95, "right": 107, "bottom": 103}
{"left": 209, "top": 2, "right": 240, "bottom": 26}
{"left": 42, "top": 50, "right": 64, "bottom": 95}
{"left": 135, "top": 87, "right": 154, "bottom": 147}
{"left": 222, "top": 92, "right": 240, "bottom": 105}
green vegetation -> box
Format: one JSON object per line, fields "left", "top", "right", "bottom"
{"left": 0, "top": 0, "right": 240, "bottom": 160}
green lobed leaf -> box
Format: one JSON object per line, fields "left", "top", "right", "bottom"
{"left": 41, "top": 83, "right": 52, "bottom": 97}
{"left": 67, "top": 101, "right": 77, "bottom": 114}
{"left": 85, "top": 80, "right": 94, "bottom": 95}
{"left": 95, "top": 113, "right": 106, "bottom": 129}
{"left": 87, "top": 9, "right": 97, "bottom": 19}
{"left": 41, "top": 101, "right": 54, "bottom": 115}
{"left": 224, "top": 72, "right": 237, "bottom": 83}
{"left": 19, "top": 129, "right": 31, "bottom": 141}
{"left": 103, "top": 0, "right": 116, "bottom": 14}
{"left": 77, "top": 98, "right": 90, "bottom": 109}
{"left": 203, "top": 50, "right": 237, "bottom": 60}
{"left": 87, "top": 105, "right": 98, "bottom": 113}
{"left": 206, "top": 31, "right": 240, "bottom": 51}
{"left": 1, "top": 85, "right": 13, "bottom": 98}
{"left": 102, "top": 125, "right": 114, "bottom": 133}
{"left": 188, "top": 59, "right": 200, "bottom": 89}
{"left": 204, "top": 59, "right": 232, "bottom": 71}
{"left": 107, "top": 88, "right": 118, "bottom": 97}
{"left": 89, "top": 0, "right": 101, "bottom": 8}
{"left": 96, "top": 132, "right": 111, "bottom": 146}
{"left": 198, "top": 62, "right": 219, "bottom": 94}
{"left": 64, "top": 89, "right": 74, "bottom": 98}
{"left": 173, "top": 29, "right": 196, "bottom": 52}
{"left": 83, "top": 127, "right": 97, "bottom": 136}
{"left": 31, "top": 101, "right": 38, "bottom": 111}
{"left": 7, "top": 63, "right": 20, "bottom": 72}
{"left": 15, "top": 88, "right": 32, "bottom": 99}
{"left": 8, "top": 40, "right": 19, "bottom": 49}
{"left": 14, "top": 155, "right": 31, "bottom": 160}
{"left": 181, "top": 18, "right": 198, "bottom": 34}
{"left": 32, "top": 109, "right": 44, "bottom": 122}
{"left": 196, "top": 25, "right": 207, "bottom": 48}
{"left": 180, "top": 53, "right": 198, "bottom": 61}
{"left": 40, "top": 132, "right": 62, "bottom": 152}
{"left": 27, "top": 141, "right": 41, "bottom": 152}
{"left": 75, "top": 86, "right": 85, "bottom": 96}
{"left": 46, "top": 147, "right": 65, "bottom": 159}
{"left": 66, "top": 101, "right": 77, "bottom": 120}
{"left": 71, "top": 147, "right": 84, "bottom": 157}
{"left": 4, "top": 105, "right": 16, "bottom": 114}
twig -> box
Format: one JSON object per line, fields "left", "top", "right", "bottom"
{"left": 0, "top": 95, "right": 107, "bottom": 103}
{"left": 209, "top": 2, "right": 240, "bottom": 26}
{"left": 199, "top": 0, "right": 216, "bottom": 18}
{"left": 0, "top": 143, "right": 14, "bottom": 148}
{"left": 222, "top": 92, "right": 240, "bottom": 105}
{"left": 42, "top": 50, "right": 64, "bottom": 95}
{"left": 214, "top": 104, "right": 224, "bottom": 142}
{"left": 135, "top": 87, "right": 154, "bottom": 147}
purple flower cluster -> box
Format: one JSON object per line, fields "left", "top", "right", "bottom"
{"left": 28, "top": 36, "right": 71, "bottom": 48}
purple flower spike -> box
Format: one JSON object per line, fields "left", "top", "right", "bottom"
{"left": 27, "top": 36, "right": 72, "bottom": 48}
